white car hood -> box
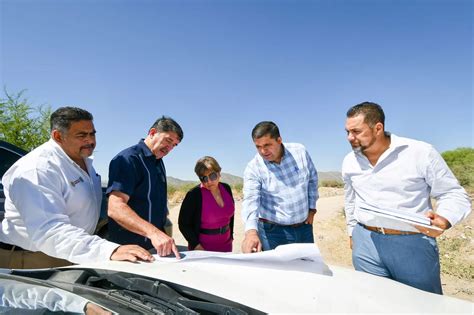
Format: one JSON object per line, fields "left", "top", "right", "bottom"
{"left": 76, "top": 244, "right": 473, "bottom": 314}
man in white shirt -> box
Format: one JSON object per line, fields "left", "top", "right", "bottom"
{"left": 0, "top": 107, "right": 153, "bottom": 268}
{"left": 342, "top": 102, "right": 471, "bottom": 294}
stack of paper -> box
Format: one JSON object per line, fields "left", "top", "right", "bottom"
{"left": 359, "top": 204, "right": 441, "bottom": 230}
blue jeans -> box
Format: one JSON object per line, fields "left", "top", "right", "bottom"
{"left": 352, "top": 223, "right": 442, "bottom": 294}
{"left": 257, "top": 220, "right": 314, "bottom": 251}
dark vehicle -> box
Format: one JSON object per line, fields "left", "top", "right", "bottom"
{"left": 0, "top": 140, "right": 172, "bottom": 239}
{"left": 0, "top": 140, "right": 27, "bottom": 223}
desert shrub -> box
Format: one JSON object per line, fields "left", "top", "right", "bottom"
{"left": 319, "top": 180, "right": 344, "bottom": 188}
{"left": 167, "top": 184, "right": 178, "bottom": 196}
{"left": 442, "top": 147, "right": 474, "bottom": 188}
{"left": 167, "top": 183, "right": 198, "bottom": 203}
{"left": 232, "top": 183, "right": 243, "bottom": 194}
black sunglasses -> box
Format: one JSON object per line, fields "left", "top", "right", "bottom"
{"left": 200, "top": 172, "right": 219, "bottom": 183}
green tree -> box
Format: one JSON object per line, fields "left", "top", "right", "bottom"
{"left": 0, "top": 89, "right": 51, "bottom": 151}
{"left": 442, "top": 147, "right": 474, "bottom": 188}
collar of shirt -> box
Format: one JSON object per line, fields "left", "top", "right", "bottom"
{"left": 263, "top": 144, "right": 289, "bottom": 167}
{"left": 137, "top": 139, "right": 156, "bottom": 159}
{"left": 137, "top": 139, "right": 165, "bottom": 176}
{"left": 48, "top": 139, "right": 94, "bottom": 176}
{"left": 354, "top": 133, "right": 409, "bottom": 169}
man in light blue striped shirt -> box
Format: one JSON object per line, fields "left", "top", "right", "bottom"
{"left": 241, "top": 121, "right": 319, "bottom": 253}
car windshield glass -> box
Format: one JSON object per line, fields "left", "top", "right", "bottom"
{"left": 0, "top": 277, "right": 97, "bottom": 313}
{"left": 5, "top": 268, "right": 264, "bottom": 315}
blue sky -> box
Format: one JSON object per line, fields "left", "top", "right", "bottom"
{"left": 1, "top": 0, "right": 472, "bottom": 180}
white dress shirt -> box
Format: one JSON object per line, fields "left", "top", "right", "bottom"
{"left": 342, "top": 134, "right": 471, "bottom": 235}
{"left": 1, "top": 139, "right": 119, "bottom": 264}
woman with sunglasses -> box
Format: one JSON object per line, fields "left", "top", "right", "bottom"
{"left": 178, "top": 156, "right": 235, "bottom": 252}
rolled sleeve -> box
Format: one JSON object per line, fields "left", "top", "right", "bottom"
{"left": 425, "top": 147, "right": 471, "bottom": 226}
{"left": 242, "top": 165, "right": 261, "bottom": 231}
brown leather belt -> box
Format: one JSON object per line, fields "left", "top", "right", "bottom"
{"left": 361, "top": 224, "right": 420, "bottom": 235}
{"left": 200, "top": 224, "right": 230, "bottom": 235}
{"left": 259, "top": 218, "right": 306, "bottom": 228}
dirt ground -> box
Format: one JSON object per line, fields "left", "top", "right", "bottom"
{"left": 168, "top": 187, "right": 473, "bottom": 302}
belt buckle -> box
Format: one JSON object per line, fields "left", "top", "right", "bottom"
{"left": 377, "top": 227, "right": 386, "bottom": 234}
{"left": 219, "top": 226, "right": 227, "bottom": 233}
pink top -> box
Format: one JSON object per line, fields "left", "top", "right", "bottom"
{"left": 199, "top": 183, "right": 234, "bottom": 252}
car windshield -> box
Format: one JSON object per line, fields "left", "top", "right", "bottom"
{"left": 0, "top": 268, "right": 262, "bottom": 314}
{"left": 0, "top": 277, "right": 92, "bottom": 314}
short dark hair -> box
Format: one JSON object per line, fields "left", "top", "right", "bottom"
{"left": 149, "top": 116, "right": 184, "bottom": 141}
{"left": 251, "top": 121, "right": 280, "bottom": 140}
{"left": 194, "top": 156, "right": 222, "bottom": 178}
{"left": 50, "top": 107, "right": 93, "bottom": 133}
{"left": 346, "top": 102, "right": 385, "bottom": 127}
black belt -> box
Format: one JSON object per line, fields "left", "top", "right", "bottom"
{"left": 259, "top": 218, "right": 306, "bottom": 228}
{"left": 0, "top": 242, "right": 24, "bottom": 251}
{"left": 200, "top": 224, "right": 230, "bottom": 235}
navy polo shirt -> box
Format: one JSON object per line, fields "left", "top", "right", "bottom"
{"left": 106, "top": 139, "right": 168, "bottom": 249}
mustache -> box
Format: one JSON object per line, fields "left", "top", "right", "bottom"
{"left": 80, "top": 144, "right": 95, "bottom": 150}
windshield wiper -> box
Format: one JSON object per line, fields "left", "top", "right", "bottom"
{"left": 108, "top": 289, "right": 198, "bottom": 314}
{"left": 87, "top": 274, "right": 248, "bottom": 315}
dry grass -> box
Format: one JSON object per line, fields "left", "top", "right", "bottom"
{"left": 316, "top": 208, "right": 474, "bottom": 302}
{"left": 437, "top": 191, "right": 474, "bottom": 300}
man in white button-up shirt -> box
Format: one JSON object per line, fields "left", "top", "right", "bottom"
{"left": 0, "top": 107, "right": 154, "bottom": 268}
{"left": 342, "top": 102, "right": 471, "bottom": 294}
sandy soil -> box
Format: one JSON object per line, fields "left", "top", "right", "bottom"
{"left": 168, "top": 187, "right": 473, "bottom": 302}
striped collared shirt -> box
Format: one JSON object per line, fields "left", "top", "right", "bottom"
{"left": 242, "top": 143, "right": 319, "bottom": 231}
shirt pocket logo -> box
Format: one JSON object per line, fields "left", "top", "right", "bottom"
{"left": 70, "top": 176, "right": 84, "bottom": 187}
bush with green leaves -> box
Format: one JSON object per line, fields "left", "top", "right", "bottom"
{"left": 0, "top": 89, "right": 51, "bottom": 151}
{"left": 442, "top": 147, "right": 474, "bottom": 189}
{"left": 319, "top": 180, "right": 344, "bottom": 188}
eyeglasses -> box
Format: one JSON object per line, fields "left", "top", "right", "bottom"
{"left": 200, "top": 172, "right": 219, "bottom": 183}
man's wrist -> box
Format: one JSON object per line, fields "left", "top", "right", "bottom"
{"left": 245, "top": 229, "right": 258, "bottom": 236}
{"left": 147, "top": 227, "right": 166, "bottom": 239}
{"left": 109, "top": 246, "right": 120, "bottom": 260}
{"left": 309, "top": 208, "right": 317, "bottom": 214}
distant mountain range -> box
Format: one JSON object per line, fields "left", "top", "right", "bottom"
{"left": 318, "top": 171, "right": 343, "bottom": 182}
{"left": 166, "top": 172, "right": 243, "bottom": 187}
{"left": 167, "top": 171, "right": 342, "bottom": 187}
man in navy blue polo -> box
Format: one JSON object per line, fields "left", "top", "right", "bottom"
{"left": 106, "top": 116, "right": 183, "bottom": 258}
